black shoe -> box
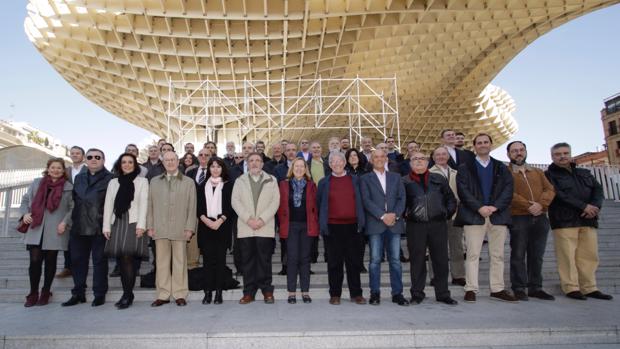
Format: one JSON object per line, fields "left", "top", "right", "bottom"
{"left": 61, "top": 295, "right": 86, "bottom": 307}
{"left": 400, "top": 255, "right": 409, "bottom": 263}
{"left": 202, "top": 291, "right": 213, "bottom": 305}
{"left": 451, "top": 278, "right": 466, "bottom": 286}
{"left": 302, "top": 295, "right": 312, "bottom": 304}
{"left": 309, "top": 270, "right": 315, "bottom": 275}
{"left": 429, "top": 279, "right": 435, "bottom": 287}
{"left": 410, "top": 295, "right": 425, "bottom": 305}
{"left": 214, "top": 290, "right": 223, "bottom": 304}
{"left": 514, "top": 290, "right": 529, "bottom": 301}
{"left": 437, "top": 297, "right": 458, "bottom": 305}
{"left": 369, "top": 293, "right": 380, "bottom": 305}
{"left": 392, "top": 294, "right": 409, "bottom": 306}
{"left": 528, "top": 290, "right": 555, "bottom": 301}
{"left": 278, "top": 266, "right": 287, "bottom": 275}
{"left": 235, "top": 271, "right": 243, "bottom": 277}
{"left": 287, "top": 296, "right": 297, "bottom": 304}
{"left": 566, "top": 291, "right": 587, "bottom": 300}
{"left": 360, "top": 265, "right": 368, "bottom": 273}
{"left": 91, "top": 296, "right": 105, "bottom": 307}
{"left": 585, "top": 291, "right": 613, "bottom": 300}
{"left": 109, "top": 266, "right": 121, "bottom": 277}
{"left": 117, "top": 294, "right": 134, "bottom": 310}
{"left": 115, "top": 297, "right": 124, "bottom": 307}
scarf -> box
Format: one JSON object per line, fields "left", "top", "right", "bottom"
{"left": 31, "top": 176, "right": 66, "bottom": 229}
{"left": 205, "top": 176, "right": 224, "bottom": 219}
{"left": 409, "top": 170, "right": 430, "bottom": 190}
{"left": 291, "top": 178, "right": 307, "bottom": 208}
{"left": 114, "top": 170, "right": 139, "bottom": 219}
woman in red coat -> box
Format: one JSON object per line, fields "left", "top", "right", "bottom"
{"left": 277, "top": 158, "right": 319, "bottom": 304}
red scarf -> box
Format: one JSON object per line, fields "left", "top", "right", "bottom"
{"left": 30, "top": 176, "right": 66, "bottom": 229}
{"left": 409, "top": 170, "right": 429, "bottom": 188}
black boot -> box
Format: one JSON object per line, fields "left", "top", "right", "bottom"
{"left": 214, "top": 290, "right": 223, "bottom": 304}
{"left": 202, "top": 291, "right": 213, "bottom": 304}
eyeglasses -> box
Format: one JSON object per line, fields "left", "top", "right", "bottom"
{"left": 198, "top": 153, "right": 209, "bottom": 157}
{"left": 234, "top": 156, "right": 243, "bottom": 159}
{"left": 411, "top": 157, "right": 427, "bottom": 161}
{"left": 86, "top": 155, "right": 102, "bottom": 160}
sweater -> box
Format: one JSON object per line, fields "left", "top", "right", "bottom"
{"left": 327, "top": 175, "right": 357, "bottom": 224}
{"left": 475, "top": 160, "right": 493, "bottom": 205}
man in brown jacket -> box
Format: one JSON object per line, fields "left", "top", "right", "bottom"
{"left": 147, "top": 151, "right": 197, "bottom": 307}
{"left": 507, "top": 141, "right": 556, "bottom": 301}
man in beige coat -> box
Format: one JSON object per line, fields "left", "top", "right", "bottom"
{"left": 232, "top": 152, "right": 280, "bottom": 304}
{"left": 147, "top": 151, "right": 197, "bottom": 307}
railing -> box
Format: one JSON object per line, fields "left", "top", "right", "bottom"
{"left": 0, "top": 169, "right": 43, "bottom": 237}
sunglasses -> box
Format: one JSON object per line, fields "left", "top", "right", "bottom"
{"left": 234, "top": 156, "right": 243, "bottom": 159}
{"left": 198, "top": 153, "right": 209, "bottom": 157}
{"left": 86, "top": 155, "right": 102, "bottom": 160}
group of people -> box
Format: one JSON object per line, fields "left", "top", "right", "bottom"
{"left": 18, "top": 129, "right": 613, "bottom": 309}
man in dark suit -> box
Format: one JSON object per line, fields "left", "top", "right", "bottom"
{"left": 263, "top": 142, "right": 286, "bottom": 175}
{"left": 256, "top": 140, "right": 271, "bottom": 163}
{"left": 399, "top": 140, "right": 419, "bottom": 176}
{"left": 296, "top": 139, "right": 311, "bottom": 161}
{"left": 229, "top": 142, "right": 255, "bottom": 180}
{"left": 360, "top": 149, "right": 409, "bottom": 306}
{"left": 366, "top": 143, "right": 400, "bottom": 173}
{"left": 186, "top": 148, "right": 211, "bottom": 186}
{"left": 428, "top": 129, "right": 475, "bottom": 170}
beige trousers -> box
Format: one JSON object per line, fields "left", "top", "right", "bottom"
{"left": 155, "top": 239, "right": 189, "bottom": 300}
{"left": 553, "top": 227, "right": 599, "bottom": 294}
{"left": 186, "top": 233, "right": 201, "bottom": 270}
{"left": 464, "top": 218, "right": 507, "bottom": 293}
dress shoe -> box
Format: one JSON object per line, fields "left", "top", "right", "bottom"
{"left": 55, "top": 268, "right": 72, "bottom": 278}
{"left": 369, "top": 293, "right": 380, "bottom": 305}
{"left": 287, "top": 296, "right": 297, "bottom": 304}
{"left": 109, "top": 266, "right": 121, "bottom": 277}
{"left": 329, "top": 296, "right": 341, "bottom": 305}
{"left": 566, "top": 291, "right": 587, "bottom": 300}
{"left": 24, "top": 292, "right": 39, "bottom": 307}
{"left": 302, "top": 295, "right": 312, "bottom": 304}
{"left": 263, "top": 292, "right": 275, "bottom": 304}
{"left": 392, "top": 294, "right": 409, "bottom": 306}
{"left": 176, "top": 298, "right": 187, "bottom": 306}
{"left": 239, "top": 295, "right": 255, "bottom": 304}
{"left": 464, "top": 291, "right": 476, "bottom": 303}
{"left": 214, "top": 290, "right": 223, "bottom": 304}
{"left": 202, "top": 291, "right": 213, "bottom": 304}
{"left": 528, "top": 290, "right": 555, "bottom": 301}
{"left": 37, "top": 291, "right": 52, "bottom": 306}
{"left": 118, "top": 294, "right": 134, "bottom": 310}
{"left": 360, "top": 266, "right": 368, "bottom": 273}
{"left": 309, "top": 270, "right": 315, "bottom": 275}
{"left": 514, "top": 290, "right": 529, "bottom": 301}
{"left": 277, "top": 266, "right": 287, "bottom": 275}
{"left": 437, "top": 297, "right": 458, "bottom": 305}
{"left": 429, "top": 279, "right": 435, "bottom": 287}
{"left": 151, "top": 299, "right": 171, "bottom": 307}
{"left": 62, "top": 295, "right": 86, "bottom": 307}
{"left": 585, "top": 291, "right": 613, "bottom": 300}
{"left": 351, "top": 296, "right": 367, "bottom": 305}
{"left": 91, "top": 296, "right": 106, "bottom": 307}
{"left": 490, "top": 290, "right": 518, "bottom": 303}
{"left": 235, "top": 271, "right": 243, "bottom": 277}
{"left": 400, "top": 255, "right": 409, "bottom": 263}
{"left": 410, "top": 295, "right": 425, "bottom": 305}
{"left": 451, "top": 278, "right": 466, "bottom": 286}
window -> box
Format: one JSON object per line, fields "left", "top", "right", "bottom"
{"left": 610, "top": 120, "right": 618, "bottom": 136}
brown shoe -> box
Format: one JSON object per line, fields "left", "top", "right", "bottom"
{"left": 175, "top": 298, "right": 187, "bottom": 306}
{"left": 464, "top": 291, "right": 476, "bottom": 303}
{"left": 490, "top": 290, "right": 518, "bottom": 303}
{"left": 56, "top": 268, "right": 72, "bottom": 278}
{"left": 351, "top": 296, "right": 367, "bottom": 305}
{"left": 329, "top": 296, "right": 341, "bottom": 305}
{"left": 151, "top": 299, "right": 170, "bottom": 307}
{"left": 263, "top": 292, "right": 275, "bottom": 304}
{"left": 239, "top": 295, "right": 255, "bottom": 304}
{"left": 24, "top": 292, "right": 39, "bottom": 308}
{"left": 37, "top": 291, "right": 52, "bottom": 306}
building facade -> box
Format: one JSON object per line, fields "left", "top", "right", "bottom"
{"left": 602, "top": 93, "right": 620, "bottom": 165}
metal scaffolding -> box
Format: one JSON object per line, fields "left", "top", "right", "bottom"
{"left": 166, "top": 76, "right": 400, "bottom": 149}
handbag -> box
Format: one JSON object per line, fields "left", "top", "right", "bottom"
{"left": 16, "top": 219, "right": 30, "bottom": 234}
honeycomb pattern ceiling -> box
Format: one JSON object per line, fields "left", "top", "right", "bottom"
{"left": 24, "top": 0, "right": 619, "bottom": 151}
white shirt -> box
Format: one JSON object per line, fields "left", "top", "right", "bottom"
{"left": 71, "top": 163, "right": 85, "bottom": 182}
{"left": 373, "top": 169, "right": 387, "bottom": 194}
{"left": 243, "top": 161, "right": 248, "bottom": 174}
{"left": 195, "top": 167, "right": 208, "bottom": 184}
{"left": 475, "top": 156, "right": 491, "bottom": 168}
{"left": 446, "top": 146, "right": 457, "bottom": 163}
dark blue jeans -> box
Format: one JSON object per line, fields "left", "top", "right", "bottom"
{"left": 509, "top": 215, "right": 550, "bottom": 293}
{"left": 368, "top": 229, "right": 403, "bottom": 296}
{"left": 70, "top": 234, "right": 108, "bottom": 298}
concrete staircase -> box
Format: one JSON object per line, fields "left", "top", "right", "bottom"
{"left": 1, "top": 200, "right": 619, "bottom": 348}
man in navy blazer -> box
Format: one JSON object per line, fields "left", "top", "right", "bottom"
{"left": 360, "top": 149, "right": 409, "bottom": 306}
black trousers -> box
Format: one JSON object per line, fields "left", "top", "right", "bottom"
{"left": 239, "top": 237, "right": 274, "bottom": 296}
{"left": 510, "top": 215, "right": 550, "bottom": 293}
{"left": 201, "top": 232, "right": 228, "bottom": 291}
{"left": 286, "top": 222, "right": 312, "bottom": 292}
{"left": 232, "top": 221, "right": 243, "bottom": 273}
{"left": 63, "top": 249, "right": 71, "bottom": 270}
{"left": 70, "top": 234, "right": 108, "bottom": 298}
{"left": 407, "top": 221, "right": 450, "bottom": 300}
{"left": 325, "top": 224, "right": 363, "bottom": 298}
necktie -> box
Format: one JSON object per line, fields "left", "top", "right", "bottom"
{"left": 198, "top": 168, "right": 206, "bottom": 184}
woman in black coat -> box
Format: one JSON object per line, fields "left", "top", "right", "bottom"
{"left": 196, "top": 157, "right": 235, "bottom": 304}
{"left": 345, "top": 148, "right": 368, "bottom": 177}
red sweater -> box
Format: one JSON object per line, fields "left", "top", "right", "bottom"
{"left": 328, "top": 175, "right": 357, "bottom": 224}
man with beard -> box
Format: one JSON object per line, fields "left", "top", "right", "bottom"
{"left": 506, "top": 141, "right": 556, "bottom": 301}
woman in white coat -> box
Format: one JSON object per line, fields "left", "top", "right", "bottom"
{"left": 20, "top": 158, "right": 74, "bottom": 307}
{"left": 102, "top": 153, "right": 149, "bottom": 309}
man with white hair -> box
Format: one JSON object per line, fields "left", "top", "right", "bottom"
{"left": 223, "top": 141, "right": 236, "bottom": 168}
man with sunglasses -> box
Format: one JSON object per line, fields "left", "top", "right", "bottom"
{"left": 186, "top": 148, "right": 212, "bottom": 186}
{"left": 62, "top": 149, "right": 113, "bottom": 307}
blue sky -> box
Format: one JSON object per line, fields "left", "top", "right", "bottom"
{"left": 1, "top": 2, "right": 619, "bottom": 165}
